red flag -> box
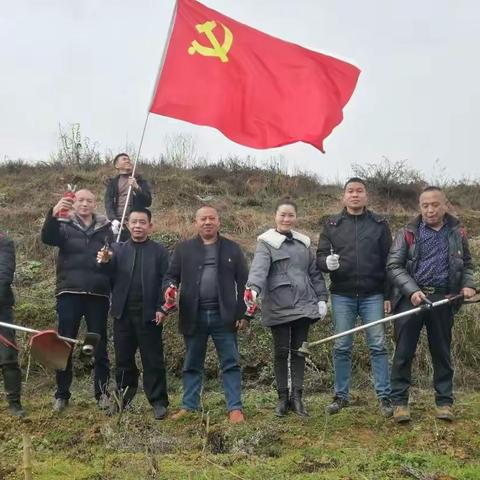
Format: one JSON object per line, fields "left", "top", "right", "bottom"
{"left": 150, "top": 0, "right": 360, "bottom": 152}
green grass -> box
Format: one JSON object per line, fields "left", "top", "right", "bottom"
{"left": 1, "top": 376, "right": 479, "bottom": 479}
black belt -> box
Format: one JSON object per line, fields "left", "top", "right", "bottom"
{"left": 419, "top": 286, "right": 449, "bottom": 295}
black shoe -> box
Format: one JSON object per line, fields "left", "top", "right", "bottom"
{"left": 275, "top": 389, "right": 289, "bottom": 417}
{"left": 290, "top": 388, "right": 309, "bottom": 417}
{"left": 379, "top": 397, "right": 393, "bottom": 418}
{"left": 8, "top": 401, "right": 26, "bottom": 418}
{"left": 53, "top": 398, "right": 69, "bottom": 412}
{"left": 326, "top": 396, "right": 349, "bottom": 415}
{"left": 152, "top": 402, "right": 167, "bottom": 420}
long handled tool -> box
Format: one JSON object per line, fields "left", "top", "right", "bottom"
{"left": 298, "top": 293, "right": 477, "bottom": 357}
{"left": 0, "top": 322, "right": 100, "bottom": 370}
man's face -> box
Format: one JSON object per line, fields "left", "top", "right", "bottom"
{"left": 419, "top": 190, "right": 447, "bottom": 228}
{"left": 194, "top": 207, "right": 220, "bottom": 239}
{"left": 343, "top": 182, "right": 368, "bottom": 211}
{"left": 127, "top": 212, "right": 152, "bottom": 241}
{"left": 115, "top": 155, "right": 133, "bottom": 174}
{"left": 73, "top": 190, "right": 95, "bottom": 217}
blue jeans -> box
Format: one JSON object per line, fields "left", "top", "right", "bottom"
{"left": 181, "top": 309, "right": 242, "bottom": 412}
{"left": 331, "top": 294, "right": 391, "bottom": 400}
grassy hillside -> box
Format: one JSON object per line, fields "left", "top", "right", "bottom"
{"left": 0, "top": 157, "right": 479, "bottom": 479}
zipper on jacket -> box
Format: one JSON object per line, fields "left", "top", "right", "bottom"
{"left": 355, "top": 216, "right": 359, "bottom": 296}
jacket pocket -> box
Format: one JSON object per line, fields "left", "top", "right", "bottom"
{"left": 268, "top": 274, "right": 294, "bottom": 309}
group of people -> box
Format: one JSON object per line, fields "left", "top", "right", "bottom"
{"left": 0, "top": 158, "right": 476, "bottom": 425}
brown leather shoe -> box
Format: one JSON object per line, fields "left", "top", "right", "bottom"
{"left": 393, "top": 405, "right": 411, "bottom": 423}
{"left": 228, "top": 409, "right": 245, "bottom": 424}
{"left": 171, "top": 408, "right": 192, "bottom": 420}
{"left": 435, "top": 405, "right": 454, "bottom": 422}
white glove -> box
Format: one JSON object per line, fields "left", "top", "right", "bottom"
{"left": 326, "top": 254, "right": 340, "bottom": 271}
{"left": 111, "top": 219, "right": 121, "bottom": 235}
{"left": 318, "top": 301, "right": 328, "bottom": 319}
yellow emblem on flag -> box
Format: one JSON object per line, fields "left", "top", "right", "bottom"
{"left": 188, "top": 21, "right": 233, "bottom": 63}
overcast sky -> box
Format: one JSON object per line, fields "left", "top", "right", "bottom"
{"left": 1, "top": 0, "right": 478, "bottom": 181}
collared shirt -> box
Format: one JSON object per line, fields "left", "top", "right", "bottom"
{"left": 414, "top": 221, "right": 449, "bottom": 287}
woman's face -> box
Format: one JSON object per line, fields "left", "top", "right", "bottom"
{"left": 275, "top": 204, "right": 297, "bottom": 233}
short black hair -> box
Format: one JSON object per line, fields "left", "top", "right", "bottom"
{"left": 275, "top": 196, "right": 297, "bottom": 213}
{"left": 113, "top": 153, "right": 130, "bottom": 165}
{"left": 128, "top": 207, "right": 152, "bottom": 222}
{"left": 344, "top": 177, "right": 367, "bottom": 191}
{"left": 421, "top": 185, "right": 444, "bottom": 194}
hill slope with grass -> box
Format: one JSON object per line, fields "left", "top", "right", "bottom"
{"left": 0, "top": 157, "right": 479, "bottom": 479}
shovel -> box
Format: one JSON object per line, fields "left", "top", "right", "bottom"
{"left": 0, "top": 322, "right": 100, "bottom": 370}
{"left": 298, "top": 293, "right": 478, "bottom": 357}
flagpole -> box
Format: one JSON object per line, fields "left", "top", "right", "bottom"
{"left": 116, "top": 0, "right": 178, "bottom": 242}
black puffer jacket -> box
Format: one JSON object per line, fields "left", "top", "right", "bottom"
{"left": 0, "top": 233, "right": 15, "bottom": 307}
{"left": 316, "top": 208, "right": 392, "bottom": 297}
{"left": 41, "top": 210, "right": 113, "bottom": 297}
{"left": 387, "top": 213, "right": 476, "bottom": 308}
{"left": 104, "top": 174, "right": 152, "bottom": 221}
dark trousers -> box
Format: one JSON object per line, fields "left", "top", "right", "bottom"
{"left": 113, "top": 305, "right": 168, "bottom": 407}
{"left": 0, "top": 306, "right": 22, "bottom": 404}
{"left": 391, "top": 295, "right": 454, "bottom": 406}
{"left": 55, "top": 293, "right": 110, "bottom": 400}
{"left": 270, "top": 318, "right": 311, "bottom": 391}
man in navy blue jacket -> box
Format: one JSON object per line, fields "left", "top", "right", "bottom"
{"left": 98, "top": 208, "right": 170, "bottom": 419}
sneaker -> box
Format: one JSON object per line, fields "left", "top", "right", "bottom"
{"left": 435, "top": 405, "right": 454, "bottom": 422}
{"left": 393, "top": 405, "right": 410, "bottom": 423}
{"left": 53, "top": 398, "right": 69, "bottom": 413}
{"left": 152, "top": 403, "right": 167, "bottom": 420}
{"left": 326, "top": 396, "right": 349, "bottom": 415}
{"left": 228, "top": 409, "right": 245, "bottom": 424}
{"left": 379, "top": 398, "right": 393, "bottom": 418}
{"left": 171, "top": 408, "right": 192, "bottom": 420}
{"left": 8, "top": 401, "right": 26, "bottom": 418}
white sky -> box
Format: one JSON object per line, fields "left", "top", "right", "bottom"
{"left": 1, "top": 0, "right": 479, "bottom": 181}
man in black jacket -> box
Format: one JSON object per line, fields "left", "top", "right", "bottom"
{"left": 97, "top": 208, "right": 170, "bottom": 419}
{"left": 104, "top": 153, "right": 152, "bottom": 241}
{"left": 41, "top": 189, "right": 113, "bottom": 412}
{"left": 163, "top": 206, "right": 249, "bottom": 423}
{"left": 387, "top": 186, "right": 476, "bottom": 423}
{"left": 0, "top": 232, "right": 25, "bottom": 417}
{"left": 317, "top": 178, "right": 393, "bottom": 417}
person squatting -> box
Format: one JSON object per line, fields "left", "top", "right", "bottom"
{"left": 1, "top": 167, "right": 476, "bottom": 426}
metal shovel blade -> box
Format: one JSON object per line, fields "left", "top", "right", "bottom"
{"left": 29, "top": 330, "right": 72, "bottom": 371}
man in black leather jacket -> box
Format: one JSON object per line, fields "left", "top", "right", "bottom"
{"left": 387, "top": 186, "right": 476, "bottom": 423}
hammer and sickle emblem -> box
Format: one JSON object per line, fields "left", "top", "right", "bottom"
{"left": 188, "top": 20, "right": 233, "bottom": 63}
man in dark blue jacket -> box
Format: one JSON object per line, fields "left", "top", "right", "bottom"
{"left": 163, "top": 206, "right": 249, "bottom": 424}
{"left": 41, "top": 189, "right": 113, "bottom": 412}
{"left": 98, "top": 208, "right": 170, "bottom": 419}
{"left": 0, "top": 232, "right": 25, "bottom": 417}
